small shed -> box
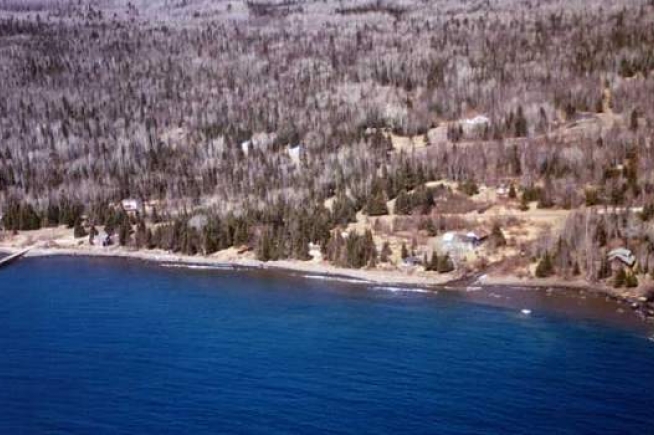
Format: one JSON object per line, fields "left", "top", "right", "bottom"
{"left": 401, "top": 256, "right": 422, "bottom": 267}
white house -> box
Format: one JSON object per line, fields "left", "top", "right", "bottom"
{"left": 121, "top": 198, "right": 142, "bottom": 214}
{"left": 440, "top": 230, "right": 487, "bottom": 261}
{"left": 608, "top": 248, "right": 636, "bottom": 268}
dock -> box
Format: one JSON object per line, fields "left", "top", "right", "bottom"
{"left": 0, "top": 248, "right": 31, "bottom": 269}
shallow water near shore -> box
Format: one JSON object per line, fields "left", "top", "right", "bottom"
{"left": 1, "top": 256, "right": 653, "bottom": 434}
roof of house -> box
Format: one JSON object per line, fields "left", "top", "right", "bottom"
{"left": 444, "top": 231, "right": 488, "bottom": 243}
{"left": 121, "top": 198, "right": 142, "bottom": 210}
{"left": 608, "top": 248, "right": 636, "bottom": 266}
{"left": 442, "top": 232, "right": 456, "bottom": 242}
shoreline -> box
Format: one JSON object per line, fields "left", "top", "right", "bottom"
{"left": 1, "top": 244, "right": 653, "bottom": 324}
{"left": 0, "top": 243, "right": 625, "bottom": 291}
{"left": 0, "top": 244, "right": 454, "bottom": 287}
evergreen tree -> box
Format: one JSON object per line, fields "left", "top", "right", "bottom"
{"left": 394, "top": 189, "right": 412, "bottom": 215}
{"left": 331, "top": 193, "right": 357, "bottom": 225}
{"left": 598, "top": 257, "right": 612, "bottom": 280}
{"left": 362, "top": 229, "right": 377, "bottom": 267}
{"left": 256, "top": 228, "right": 275, "bottom": 261}
{"left": 413, "top": 186, "right": 434, "bottom": 214}
{"left": 380, "top": 241, "right": 392, "bottom": 262}
{"left": 427, "top": 250, "right": 439, "bottom": 271}
{"left": 88, "top": 225, "right": 98, "bottom": 245}
{"left": 46, "top": 204, "right": 60, "bottom": 227}
{"left": 514, "top": 105, "right": 528, "bottom": 137}
{"left": 490, "top": 223, "right": 506, "bottom": 247}
{"left": 640, "top": 204, "right": 654, "bottom": 222}
{"left": 614, "top": 268, "right": 627, "bottom": 288}
{"left": 73, "top": 217, "right": 86, "bottom": 239}
{"left": 145, "top": 228, "right": 154, "bottom": 249}
{"left": 535, "top": 252, "right": 554, "bottom": 278}
{"left": 366, "top": 182, "right": 389, "bottom": 216}
{"left": 203, "top": 220, "right": 221, "bottom": 255}
{"left": 118, "top": 219, "right": 132, "bottom": 246}
{"left": 233, "top": 219, "right": 249, "bottom": 246}
{"left": 596, "top": 221, "right": 607, "bottom": 247}
{"left": 625, "top": 271, "right": 639, "bottom": 288}
{"left": 135, "top": 220, "right": 147, "bottom": 248}
{"left": 401, "top": 242, "right": 409, "bottom": 259}
{"left": 630, "top": 108, "right": 639, "bottom": 132}
{"left": 437, "top": 253, "right": 454, "bottom": 273}
{"left": 460, "top": 179, "right": 479, "bottom": 196}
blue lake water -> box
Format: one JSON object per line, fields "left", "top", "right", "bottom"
{"left": 1, "top": 256, "right": 653, "bottom": 434}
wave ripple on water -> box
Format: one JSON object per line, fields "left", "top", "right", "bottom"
{"left": 0, "top": 256, "right": 653, "bottom": 435}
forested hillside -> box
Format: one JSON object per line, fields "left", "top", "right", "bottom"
{"left": 2, "top": 0, "right": 654, "bottom": 290}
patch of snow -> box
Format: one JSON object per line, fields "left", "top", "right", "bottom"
{"left": 288, "top": 145, "right": 302, "bottom": 165}
{"left": 240, "top": 140, "right": 251, "bottom": 155}
{"left": 462, "top": 115, "right": 490, "bottom": 126}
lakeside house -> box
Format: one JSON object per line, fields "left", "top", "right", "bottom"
{"left": 121, "top": 198, "right": 142, "bottom": 215}
{"left": 442, "top": 231, "right": 488, "bottom": 250}
{"left": 439, "top": 230, "right": 491, "bottom": 265}
{"left": 608, "top": 248, "right": 636, "bottom": 269}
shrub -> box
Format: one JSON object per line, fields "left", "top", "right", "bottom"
{"left": 459, "top": 179, "right": 479, "bottom": 197}
{"left": 614, "top": 268, "right": 627, "bottom": 288}
{"left": 437, "top": 253, "right": 454, "bottom": 273}
{"left": 625, "top": 272, "right": 639, "bottom": 288}
{"left": 73, "top": 218, "right": 87, "bottom": 239}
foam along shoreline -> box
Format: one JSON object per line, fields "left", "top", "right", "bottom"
{"left": 0, "top": 245, "right": 452, "bottom": 288}
{"left": 0, "top": 244, "right": 619, "bottom": 291}
{"left": 0, "top": 245, "right": 651, "bottom": 311}
{"left": 2, "top": 245, "right": 653, "bottom": 326}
